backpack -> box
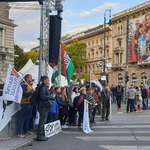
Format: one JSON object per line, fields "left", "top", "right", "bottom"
{"left": 29, "top": 84, "right": 41, "bottom": 106}
{"left": 73, "top": 95, "right": 80, "bottom": 108}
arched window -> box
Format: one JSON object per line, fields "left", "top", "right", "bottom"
{"left": 96, "top": 51, "right": 98, "bottom": 58}
{"left": 118, "top": 27, "right": 120, "bottom": 34}
{"left": 107, "top": 37, "right": 109, "bottom": 44}
{"left": 107, "top": 49, "right": 109, "bottom": 56}
{"left": 121, "top": 26, "right": 123, "bottom": 33}
{"left": 88, "top": 53, "right": 90, "bottom": 59}
{"left": 96, "top": 40, "right": 98, "bottom": 46}
{"left": 132, "top": 73, "right": 137, "bottom": 86}
{"left": 92, "top": 41, "right": 94, "bottom": 47}
{"left": 141, "top": 73, "right": 147, "bottom": 79}
{"left": 118, "top": 74, "right": 123, "bottom": 84}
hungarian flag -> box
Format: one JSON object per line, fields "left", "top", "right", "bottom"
{"left": 61, "top": 43, "right": 74, "bottom": 85}
{"left": 51, "top": 62, "right": 59, "bottom": 86}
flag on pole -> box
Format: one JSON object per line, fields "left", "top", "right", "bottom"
{"left": 61, "top": 43, "right": 74, "bottom": 85}
{"left": 90, "top": 71, "right": 102, "bottom": 91}
{"left": 2, "top": 64, "right": 23, "bottom": 104}
{"left": 51, "top": 62, "right": 59, "bottom": 86}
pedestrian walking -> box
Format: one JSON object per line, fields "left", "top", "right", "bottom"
{"left": 142, "top": 86, "right": 147, "bottom": 110}
{"left": 135, "top": 87, "right": 142, "bottom": 112}
{"left": 116, "top": 82, "right": 123, "bottom": 111}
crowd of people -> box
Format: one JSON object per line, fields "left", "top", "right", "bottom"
{"left": 16, "top": 74, "right": 149, "bottom": 141}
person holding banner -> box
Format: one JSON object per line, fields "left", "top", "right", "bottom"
{"left": 17, "top": 74, "right": 35, "bottom": 138}
{"left": 101, "top": 86, "right": 112, "bottom": 121}
{"left": 76, "top": 87, "right": 86, "bottom": 130}
{"left": 36, "top": 76, "right": 55, "bottom": 141}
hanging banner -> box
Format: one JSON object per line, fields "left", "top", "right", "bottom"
{"left": 129, "top": 14, "right": 150, "bottom": 63}
{"left": 83, "top": 99, "right": 93, "bottom": 134}
{"left": 0, "top": 96, "right": 21, "bottom": 132}
{"left": 44, "top": 120, "right": 62, "bottom": 138}
{"left": 2, "top": 64, "right": 23, "bottom": 104}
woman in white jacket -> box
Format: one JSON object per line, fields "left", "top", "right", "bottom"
{"left": 71, "top": 87, "right": 80, "bottom": 126}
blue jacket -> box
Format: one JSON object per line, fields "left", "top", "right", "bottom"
{"left": 49, "top": 99, "right": 58, "bottom": 115}
{"left": 55, "top": 93, "right": 66, "bottom": 109}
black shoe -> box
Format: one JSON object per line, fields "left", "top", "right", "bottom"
{"left": 36, "top": 137, "right": 48, "bottom": 141}
{"left": 101, "top": 119, "right": 104, "bottom": 121}
{"left": 93, "top": 121, "right": 96, "bottom": 123}
{"left": 106, "top": 118, "right": 109, "bottom": 121}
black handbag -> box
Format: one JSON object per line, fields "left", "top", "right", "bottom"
{"left": 43, "top": 100, "right": 54, "bottom": 108}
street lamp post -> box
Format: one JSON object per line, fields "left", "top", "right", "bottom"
{"left": 103, "top": 9, "right": 111, "bottom": 88}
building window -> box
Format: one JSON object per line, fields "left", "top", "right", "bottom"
{"left": 96, "top": 51, "right": 98, "bottom": 58}
{"left": 92, "top": 52, "right": 94, "bottom": 59}
{"left": 85, "top": 66, "right": 87, "bottom": 73}
{"left": 118, "top": 74, "right": 123, "bottom": 84}
{"left": 88, "top": 53, "right": 90, "bottom": 59}
{"left": 101, "top": 39, "right": 103, "bottom": 45}
{"left": 89, "top": 65, "right": 91, "bottom": 71}
{"left": 121, "top": 26, "right": 123, "bottom": 33}
{"left": 119, "top": 41, "right": 121, "bottom": 47}
{"left": 88, "top": 42, "right": 90, "bottom": 48}
{"left": 107, "top": 37, "right": 109, "bottom": 44}
{"left": 80, "top": 66, "right": 82, "bottom": 72}
{"left": 93, "top": 64, "right": 95, "bottom": 72}
{"left": 141, "top": 73, "right": 147, "bottom": 79}
{"left": 120, "top": 53, "right": 122, "bottom": 63}
{"left": 92, "top": 41, "right": 94, "bottom": 47}
{"left": 107, "top": 49, "right": 109, "bottom": 56}
{"left": 101, "top": 50, "right": 102, "bottom": 57}
{"left": 96, "top": 40, "right": 98, "bottom": 46}
{"left": 118, "top": 27, "right": 120, "bottom": 34}
{"left": 0, "top": 28, "right": 6, "bottom": 47}
{"left": 132, "top": 73, "right": 137, "bottom": 86}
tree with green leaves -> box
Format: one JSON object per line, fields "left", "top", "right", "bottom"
{"left": 63, "top": 39, "right": 87, "bottom": 73}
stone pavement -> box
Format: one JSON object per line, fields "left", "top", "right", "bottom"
{"left": 0, "top": 103, "right": 150, "bottom": 150}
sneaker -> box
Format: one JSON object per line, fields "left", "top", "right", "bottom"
{"left": 77, "top": 126, "right": 82, "bottom": 130}
{"left": 17, "top": 134, "right": 26, "bottom": 138}
{"left": 63, "top": 125, "right": 68, "bottom": 128}
{"left": 136, "top": 111, "right": 138, "bottom": 113}
{"left": 139, "top": 111, "right": 142, "bottom": 113}
{"left": 36, "top": 136, "right": 47, "bottom": 141}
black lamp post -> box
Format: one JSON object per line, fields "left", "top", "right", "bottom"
{"left": 103, "top": 9, "right": 112, "bottom": 88}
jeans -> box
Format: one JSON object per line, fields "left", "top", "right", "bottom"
{"left": 127, "top": 99, "right": 133, "bottom": 112}
{"left": 117, "top": 96, "right": 121, "bottom": 109}
{"left": 74, "top": 109, "right": 77, "bottom": 122}
{"left": 58, "top": 108, "right": 68, "bottom": 125}
{"left": 89, "top": 109, "right": 93, "bottom": 123}
{"left": 92, "top": 107, "right": 96, "bottom": 122}
{"left": 142, "top": 98, "right": 147, "bottom": 110}
{"left": 78, "top": 112, "right": 83, "bottom": 127}
{"left": 130, "top": 99, "right": 136, "bottom": 111}
{"left": 113, "top": 94, "right": 116, "bottom": 103}
{"left": 37, "top": 107, "right": 50, "bottom": 138}
{"left": 69, "top": 107, "right": 74, "bottom": 124}
{"left": 17, "top": 104, "right": 33, "bottom": 134}
{"left": 102, "top": 103, "right": 110, "bottom": 120}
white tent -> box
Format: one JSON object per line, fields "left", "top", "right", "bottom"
{"left": 19, "top": 59, "right": 33, "bottom": 75}
{"left": 19, "top": 60, "right": 68, "bottom": 88}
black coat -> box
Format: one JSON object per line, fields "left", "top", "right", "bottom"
{"left": 77, "top": 93, "right": 86, "bottom": 112}
{"left": 61, "top": 97, "right": 69, "bottom": 115}
{"left": 116, "top": 85, "right": 123, "bottom": 96}
{"left": 38, "top": 83, "right": 54, "bottom": 109}
{"left": 142, "top": 89, "right": 147, "bottom": 99}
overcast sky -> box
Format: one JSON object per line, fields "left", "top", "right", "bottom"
{"left": 9, "top": 0, "right": 148, "bottom": 51}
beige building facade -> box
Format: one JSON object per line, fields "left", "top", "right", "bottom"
{"left": 0, "top": 3, "right": 17, "bottom": 82}
{"left": 62, "top": 25, "right": 113, "bottom": 86}
{"left": 112, "top": 0, "right": 150, "bottom": 87}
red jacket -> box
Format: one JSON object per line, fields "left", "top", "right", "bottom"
{"left": 147, "top": 89, "right": 149, "bottom": 98}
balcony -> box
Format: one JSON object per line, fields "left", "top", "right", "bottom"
{"left": 137, "top": 60, "right": 150, "bottom": 66}
{"left": 112, "top": 63, "right": 125, "bottom": 70}
{"left": 114, "top": 47, "right": 124, "bottom": 52}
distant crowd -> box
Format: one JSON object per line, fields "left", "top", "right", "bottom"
{"left": 16, "top": 74, "right": 149, "bottom": 141}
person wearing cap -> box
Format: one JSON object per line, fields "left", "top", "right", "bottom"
{"left": 36, "top": 76, "right": 55, "bottom": 141}
{"left": 86, "top": 88, "right": 95, "bottom": 124}
{"left": 141, "top": 85, "right": 148, "bottom": 110}
{"left": 17, "top": 74, "right": 35, "bottom": 138}
{"left": 116, "top": 82, "right": 123, "bottom": 111}
{"left": 126, "top": 85, "right": 136, "bottom": 113}
{"left": 76, "top": 87, "right": 86, "bottom": 130}
{"left": 101, "top": 86, "right": 112, "bottom": 121}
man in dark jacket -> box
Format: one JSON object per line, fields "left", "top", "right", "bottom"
{"left": 101, "top": 86, "right": 112, "bottom": 121}
{"left": 116, "top": 82, "right": 123, "bottom": 111}
{"left": 142, "top": 86, "right": 147, "bottom": 110}
{"left": 36, "top": 76, "right": 54, "bottom": 141}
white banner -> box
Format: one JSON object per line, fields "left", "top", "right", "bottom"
{"left": 44, "top": 120, "right": 62, "bottom": 138}
{"left": 0, "top": 96, "right": 21, "bottom": 132}
{"left": 83, "top": 99, "right": 93, "bottom": 134}
{"left": 2, "top": 64, "right": 23, "bottom": 104}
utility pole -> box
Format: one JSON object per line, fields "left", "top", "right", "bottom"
{"left": 38, "top": 4, "right": 43, "bottom": 82}
{"left": 125, "top": 17, "right": 129, "bottom": 102}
